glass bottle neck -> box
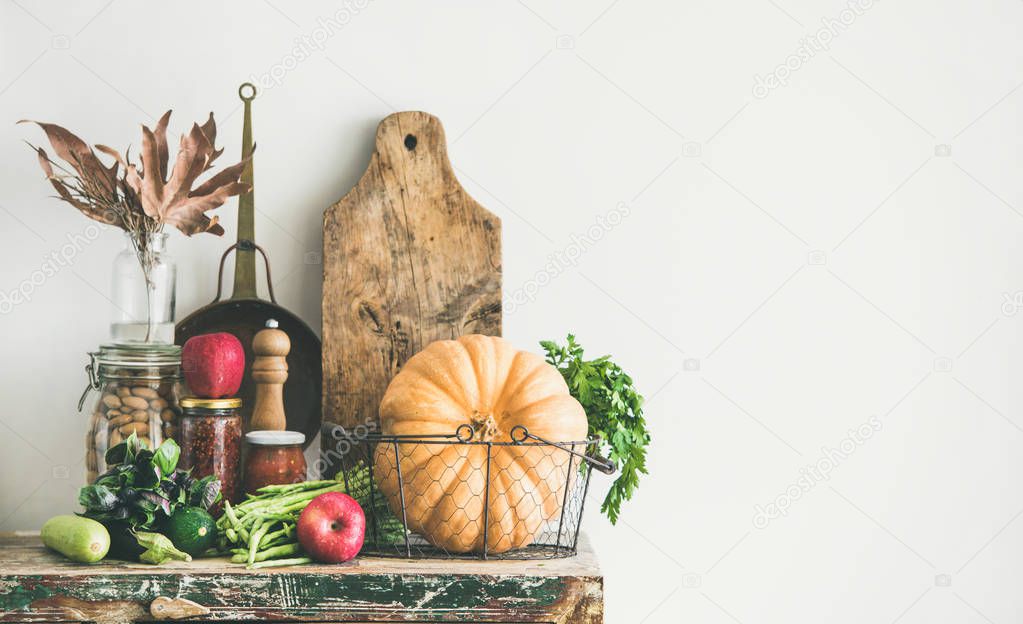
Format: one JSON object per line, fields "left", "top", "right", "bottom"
{"left": 124, "top": 231, "right": 168, "bottom": 252}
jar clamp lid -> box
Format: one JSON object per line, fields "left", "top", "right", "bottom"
{"left": 79, "top": 342, "right": 183, "bottom": 411}
{"left": 88, "top": 342, "right": 182, "bottom": 384}
{"left": 245, "top": 430, "right": 306, "bottom": 446}
{"left": 92, "top": 342, "right": 182, "bottom": 367}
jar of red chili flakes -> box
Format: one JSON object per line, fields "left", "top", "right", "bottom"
{"left": 178, "top": 397, "right": 242, "bottom": 505}
{"left": 243, "top": 431, "right": 307, "bottom": 494}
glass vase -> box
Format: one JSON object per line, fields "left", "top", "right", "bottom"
{"left": 110, "top": 231, "right": 177, "bottom": 343}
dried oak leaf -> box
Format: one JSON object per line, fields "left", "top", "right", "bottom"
{"left": 19, "top": 120, "right": 118, "bottom": 196}
{"left": 23, "top": 112, "right": 246, "bottom": 237}
{"left": 31, "top": 144, "right": 122, "bottom": 227}
{"left": 22, "top": 121, "right": 123, "bottom": 227}
{"left": 95, "top": 144, "right": 144, "bottom": 217}
{"left": 137, "top": 111, "right": 246, "bottom": 236}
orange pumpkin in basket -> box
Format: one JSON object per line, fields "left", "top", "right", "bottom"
{"left": 374, "top": 334, "right": 588, "bottom": 553}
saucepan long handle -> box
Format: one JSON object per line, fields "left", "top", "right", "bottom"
{"left": 232, "top": 82, "right": 258, "bottom": 299}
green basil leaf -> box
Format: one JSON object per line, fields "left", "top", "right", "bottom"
{"left": 133, "top": 465, "right": 160, "bottom": 489}
{"left": 104, "top": 440, "right": 128, "bottom": 466}
{"left": 78, "top": 484, "right": 118, "bottom": 511}
{"left": 152, "top": 439, "right": 180, "bottom": 476}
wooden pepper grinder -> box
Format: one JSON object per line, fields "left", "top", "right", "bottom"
{"left": 250, "top": 319, "right": 289, "bottom": 431}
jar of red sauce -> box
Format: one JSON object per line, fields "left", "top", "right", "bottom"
{"left": 243, "top": 431, "right": 307, "bottom": 494}
{"left": 178, "top": 397, "right": 242, "bottom": 506}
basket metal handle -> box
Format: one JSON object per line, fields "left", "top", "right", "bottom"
{"left": 509, "top": 426, "right": 617, "bottom": 475}
{"left": 322, "top": 422, "right": 617, "bottom": 475}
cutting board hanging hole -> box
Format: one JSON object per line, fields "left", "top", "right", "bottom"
{"left": 404, "top": 134, "right": 417, "bottom": 151}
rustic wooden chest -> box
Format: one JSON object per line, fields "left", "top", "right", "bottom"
{"left": 0, "top": 533, "right": 602, "bottom": 623}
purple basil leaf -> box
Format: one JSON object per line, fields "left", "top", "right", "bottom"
{"left": 139, "top": 491, "right": 172, "bottom": 517}
{"left": 78, "top": 484, "right": 118, "bottom": 511}
{"left": 190, "top": 476, "right": 222, "bottom": 510}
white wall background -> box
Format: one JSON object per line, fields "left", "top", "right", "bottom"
{"left": 2, "top": 1, "right": 1022, "bottom": 622}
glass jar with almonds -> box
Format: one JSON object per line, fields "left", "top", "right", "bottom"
{"left": 79, "top": 343, "right": 184, "bottom": 484}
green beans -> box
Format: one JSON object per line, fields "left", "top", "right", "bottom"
{"left": 255, "top": 480, "right": 337, "bottom": 494}
{"left": 248, "top": 556, "right": 313, "bottom": 569}
{"left": 217, "top": 480, "right": 349, "bottom": 568}
{"left": 247, "top": 520, "right": 270, "bottom": 566}
{"left": 259, "top": 524, "right": 293, "bottom": 548}
{"left": 230, "top": 544, "right": 302, "bottom": 564}
{"left": 217, "top": 466, "right": 406, "bottom": 568}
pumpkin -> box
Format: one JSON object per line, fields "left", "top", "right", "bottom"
{"left": 374, "top": 335, "right": 588, "bottom": 553}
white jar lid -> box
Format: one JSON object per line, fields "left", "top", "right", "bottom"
{"left": 245, "top": 430, "right": 306, "bottom": 446}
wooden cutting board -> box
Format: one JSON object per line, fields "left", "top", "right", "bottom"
{"left": 322, "top": 111, "right": 502, "bottom": 432}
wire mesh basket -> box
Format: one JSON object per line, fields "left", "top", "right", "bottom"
{"left": 322, "top": 422, "right": 614, "bottom": 559}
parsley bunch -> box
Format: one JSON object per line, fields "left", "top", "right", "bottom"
{"left": 541, "top": 335, "right": 649, "bottom": 524}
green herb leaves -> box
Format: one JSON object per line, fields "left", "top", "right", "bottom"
{"left": 541, "top": 335, "right": 649, "bottom": 525}
{"left": 153, "top": 441, "right": 180, "bottom": 477}
{"left": 78, "top": 484, "right": 118, "bottom": 511}
{"left": 78, "top": 433, "right": 221, "bottom": 531}
{"left": 187, "top": 475, "right": 222, "bottom": 510}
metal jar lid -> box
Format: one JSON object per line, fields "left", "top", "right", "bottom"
{"left": 180, "top": 397, "right": 243, "bottom": 410}
{"left": 245, "top": 431, "right": 306, "bottom": 446}
{"left": 79, "top": 342, "right": 183, "bottom": 411}
{"left": 92, "top": 342, "right": 182, "bottom": 367}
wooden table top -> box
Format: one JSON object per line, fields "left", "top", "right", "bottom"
{"left": 0, "top": 531, "right": 600, "bottom": 577}
{"left": 0, "top": 532, "right": 603, "bottom": 623}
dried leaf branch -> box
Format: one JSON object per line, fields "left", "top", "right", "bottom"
{"left": 22, "top": 111, "right": 249, "bottom": 342}
{"left": 21, "top": 110, "right": 248, "bottom": 237}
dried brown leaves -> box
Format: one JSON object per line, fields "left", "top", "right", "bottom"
{"left": 22, "top": 111, "right": 248, "bottom": 236}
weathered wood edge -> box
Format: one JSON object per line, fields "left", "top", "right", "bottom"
{"left": 0, "top": 533, "right": 599, "bottom": 578}
{"left": 0, "top": 534, "right": 602, "bottom": 623}
{"left": 1, "top": 573, "right": 602, "bottom": 623}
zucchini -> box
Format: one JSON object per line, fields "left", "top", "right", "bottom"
{"left": 41, "top": 515, "right": 110, "bottom": 563}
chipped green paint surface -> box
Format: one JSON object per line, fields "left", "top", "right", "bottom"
{"left": 0, "top": 534, "right": 602, "bottom": 622}
{"left": 1, "top": 572, "right": 568, "bottom": 622}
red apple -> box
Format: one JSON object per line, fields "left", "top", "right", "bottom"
{"left": 181, "top": 333, "right": 245, "bottom": 398}
{"left": 297, "top": 492, "right": 365, "bottom": 563}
